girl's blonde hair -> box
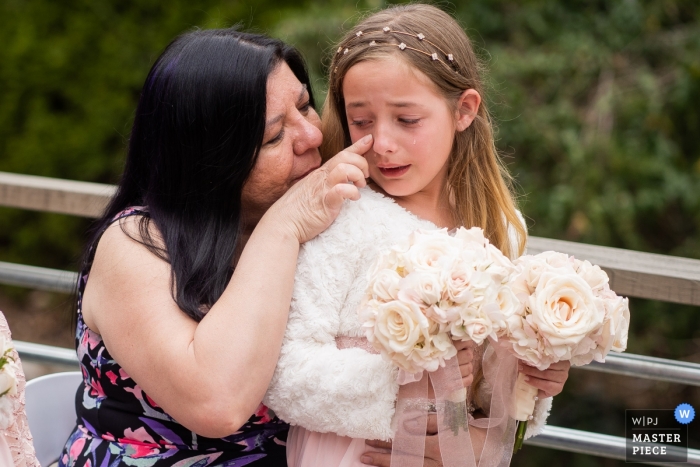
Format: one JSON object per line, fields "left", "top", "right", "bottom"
{"left": 320, "top": 4, "right": 526, "bottom": 258}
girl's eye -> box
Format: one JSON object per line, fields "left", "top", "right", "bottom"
{"left": 399, "top": 118, "right": 421, "bottom": 125}
{"left": 264, "top": 129, "right": 285, "bottom": 146}
{"left": 350, "top": 119, "right": 370, "bottom": 127}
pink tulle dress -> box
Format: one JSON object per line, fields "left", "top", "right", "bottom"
{"left": 287, "top": 428, "right": 390, "bottom": 467}
{"left": 285, "top": 336, "right": 390, "bottom": 467}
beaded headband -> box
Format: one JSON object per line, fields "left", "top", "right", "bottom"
{"left": 334, "top": 27, "right": 459, "bottom": 74}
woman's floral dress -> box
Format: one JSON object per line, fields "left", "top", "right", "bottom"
{"left": 59, "top": 208, "right": 289, "bottom": 467}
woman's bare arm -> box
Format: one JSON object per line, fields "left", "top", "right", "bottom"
{"left": 82, "top": 140, "right": 371, "bottom": 438}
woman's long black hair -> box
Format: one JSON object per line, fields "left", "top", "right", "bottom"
{"left": 80, "top": 28, "right": 314, "bottom": 322}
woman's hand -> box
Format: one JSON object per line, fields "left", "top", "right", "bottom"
{"left": 518, "top": 360, "right": 570, "bottom": 398}
{"left": 269, "top": 135, "right": 372, "bottom": 244}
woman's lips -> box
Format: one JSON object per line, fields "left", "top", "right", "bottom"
{"left": 378, "top": 165, "right": 410, "bottom": 178}
{"left": 292, "top": 164, "right": 321, "bottom": 183}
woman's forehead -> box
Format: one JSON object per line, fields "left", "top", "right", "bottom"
{"left": 265, "top": 62, "right": 306, "bottom": 124}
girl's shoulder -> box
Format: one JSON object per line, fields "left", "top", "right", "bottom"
{"left": 326, "top": 187, "right": 435, "bottom": 241}
{"left": 301, "top": 186, "right": 437, "bottom": 260}
{"left": 333, "top": 185, "right": 436, "bottom": 233}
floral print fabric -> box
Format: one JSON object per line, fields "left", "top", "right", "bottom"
{"left": 59, "top": 208, "right": 289, "bottom": 467}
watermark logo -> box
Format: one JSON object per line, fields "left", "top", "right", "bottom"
{"left": 675, "top": 403, "right": 695, "bottom": 424}
{"left": 626, "top": 408, "right": 690, "bottom": 463}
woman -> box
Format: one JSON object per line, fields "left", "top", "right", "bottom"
{"left": 58, "top": 28, "right": 460, "bottom": 467}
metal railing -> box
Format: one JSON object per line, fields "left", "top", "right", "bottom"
{"left": 2, "top": 170, "right": 699, "bottom": 464}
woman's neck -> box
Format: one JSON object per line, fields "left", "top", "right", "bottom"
{"left": 368, "top": 180, "right": 456, "bottom": 229}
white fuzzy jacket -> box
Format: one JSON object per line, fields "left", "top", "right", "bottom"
{"left": 263, "top": 187, "right": 552, "bottom": 441}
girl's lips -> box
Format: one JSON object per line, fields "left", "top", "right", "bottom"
{"left": 378, "top": 165, "right": 410, "bottom": 178}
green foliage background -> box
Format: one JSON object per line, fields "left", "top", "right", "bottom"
{"left": 1, "top": 1, "right": 699, "bottom": 464}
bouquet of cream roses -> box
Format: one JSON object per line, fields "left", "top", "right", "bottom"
{"left": 358, "top": 227, "right": 520, "bottom": 377}
{"left": 503, "top": 251, "right": 630, "bottom": 450}
{"left": 0, "top": 336, "right": 18, "bottom": 430}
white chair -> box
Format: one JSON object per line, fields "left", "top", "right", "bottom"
{"left": 25, "top": 371, "right": 83, "bottom": 467}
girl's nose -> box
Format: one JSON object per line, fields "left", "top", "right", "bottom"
{"left": 293, "top": 113, "right": 323, "bottom": 156}
{"left": 371, "top": 123, "right": 398, "bottom": 156}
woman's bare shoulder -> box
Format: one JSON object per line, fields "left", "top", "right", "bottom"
{"left": 82, "top": 215, "right": 173, "bottom": 333}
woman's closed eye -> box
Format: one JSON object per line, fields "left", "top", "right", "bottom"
{"left": 298, "top": 100, "right": 311, "bottom": 115}
{"left": 264, "top": 129, "right": 285, "bottom": 146}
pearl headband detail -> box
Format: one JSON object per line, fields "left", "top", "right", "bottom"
{"left": 334, "top": 27, "right": 459, "bottom": 74}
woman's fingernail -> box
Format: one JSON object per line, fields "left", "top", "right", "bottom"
{"left": 524, "top": 376, "right": 530, "bottom": 382}
{"left": 361, "top": 455, "right": 372, "bottom": 464}
{"left": 361, "top": 134, "right": 373, "bottom": 143}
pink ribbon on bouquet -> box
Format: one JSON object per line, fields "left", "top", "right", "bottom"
{"left": 336, "top": 336, "right": 520, "bottom": 467}
{"left": 390, "top": 340, "right": 520, "bottom": 467}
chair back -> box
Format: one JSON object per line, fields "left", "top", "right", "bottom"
{"left": 25, "top": 371, "right": 82, "bottom": 467}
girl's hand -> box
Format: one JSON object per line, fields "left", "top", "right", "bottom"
{"left": 269, "top": 135, "right": 372, "bottom": 244}
{"left": 518, "top": 360, "right": 570, "bottom": 398}
{"left": 455, "top": 340, "right": 476, "bottom": 388}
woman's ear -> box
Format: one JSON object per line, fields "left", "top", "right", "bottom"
{"left": 455, "top": 89, "right": 481, "bottom": 132}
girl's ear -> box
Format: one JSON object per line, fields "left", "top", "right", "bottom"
{"left": 455, "top": 89, "right": 481, "bottom": 132}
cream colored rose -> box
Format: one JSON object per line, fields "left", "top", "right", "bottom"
{"left": 404, "top": 230, "right": 459, "bottom": 274}
{"left": 426, "top": 301, "right": 461, "bottom": 325}
{"left": 370, "top": 269, "right": 402, "bottom": 301}
{"left": 441, "top": 258, "right": 474, "bottom": 304}
{"left": 397, "top": 271, "right": 443, "bottom": 306}
{"left": 490, "top": 285, "right": 523, "bottom": 332}
{"left": 527, "top": 271, "right": 604, "bottom": 349}
{"left": 575, "top": 260, "right": 609, "bottom": 293}
{"left": 453, "top": 226, "right": 488, "bottom": 246}
{"left": 602, "top": 294, "right": 629, "bottom": 353}
{"left": 450, "top": 307, "right": 493, "bottom": 345}
{"left": 0, "top": 338, "right": 16, "bottom": 398}
{"left": 372, "top": 300, "right": 430, "bottom": 357}
{"left": 411, "top": 332, "right": 457, "bottom": 372}
{"left": 0, "top": 363, "right": 17, "bottom": 397}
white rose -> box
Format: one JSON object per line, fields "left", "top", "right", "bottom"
{"left": 0, "top": 364, "right": 17, "bottom": 397}
{"left": 368, "top": 249, "right": 404, "bottom": 282}
{"left": 370, "top": 269, "right": 402, "bottom": 301}
{"left": 372, "top": 300, "right": 430, "bottom": 356}
{"left": 450, "top": 307, "right": 493, "bottom": 345}
{"left": 528, "top": 271, "right": 604, "bottom": 349}
{"left": 404, "top": 230, "right": 459, "bottom": 274}
{"left": 397, "top": 271, "right": 443, "bottom": 306}
{"left": 452, "top": 226, "right": 488, "bottom": 246}
{"left": 490, "top": 285, "right": 523, "bottom": 333}
{"left": 484, "top": 243, "right": 517, "bottom": 282}
{"left": 575, "top": 260, "right": 610, "bottom": 293}
{"left": 507, "top": 318, "right": 550, "bottom": 369}
{"left": 607, "top": 295, "right": 630, "bottom": 352}
{"left": 425, "top": 302, "right": 461, "bottom": 325}
{"left": 358, "top": 298, "right": 381, "bottom": 330}
{"left": 411, "top": 332, "right": 457, "bottom": 372}
{"left": 441, "top": 258, "right": 475, "bottom": 304}
{"left": 541, "top": 251, "right": 576, "bottom": 269}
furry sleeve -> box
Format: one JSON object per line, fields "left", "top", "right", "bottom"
{"left": 263, "top": 207, "right": 399, "bottom": 441}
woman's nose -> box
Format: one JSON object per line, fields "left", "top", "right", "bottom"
{"left": 293, "top": 114, "right": 323, "bottom": 155}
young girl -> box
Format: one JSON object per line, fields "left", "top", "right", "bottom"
{"left": 264, "top": 5, "right": 569, "bottom": 466}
